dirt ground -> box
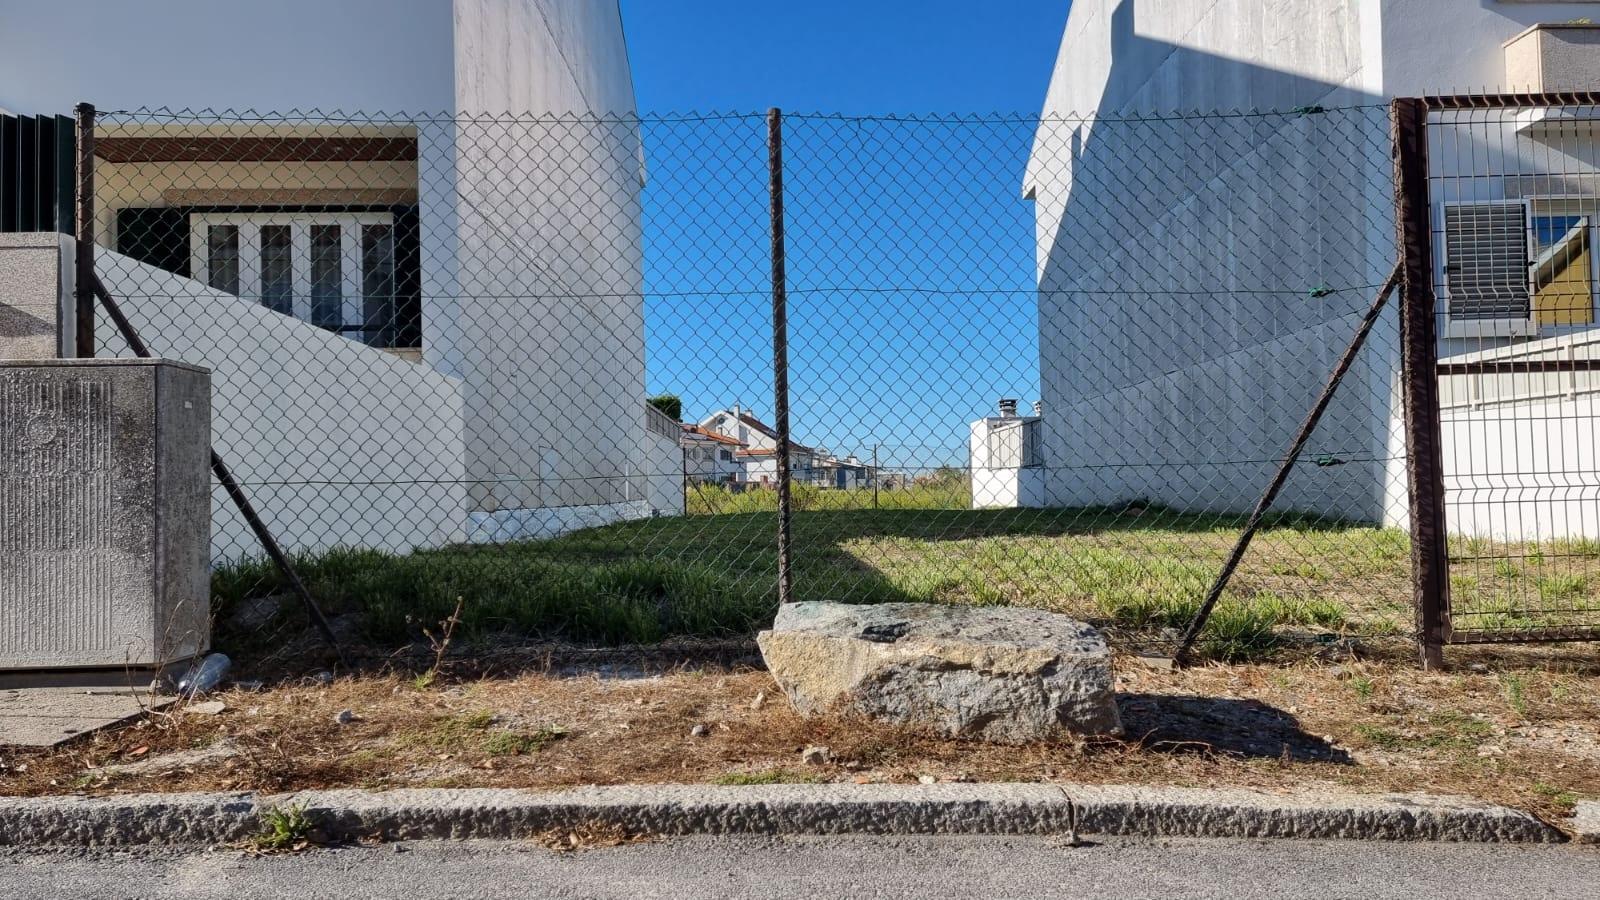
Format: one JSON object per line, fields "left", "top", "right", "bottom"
{"left": 3, "top": 643, "right": 1598, "bottom": 832}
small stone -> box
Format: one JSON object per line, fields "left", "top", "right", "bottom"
{"left": 334, "top": 709, "right": 357, "bottom": 726}
{"left": 312, "top": 671, "right": 335, "bottom": 686}
{"left": 689, "top": 723, "right": 709, "bottom": 738}
{"left": 1469, "top": 663, "right": 1489, "bottom": 674}
{"left": 750, "top": 691, "right": 767, "bottom": 710}
{"left": 186, "top": 700, "right": 227, "bottom": 716}
{"left": 1476, "top": 744, "right": 1504, "bottom": 758}
{"left": 800, "top": 745, "right": 830, "bottom": 765}
{"left": 918, "top": 775, "right": 937, "bottom": 785}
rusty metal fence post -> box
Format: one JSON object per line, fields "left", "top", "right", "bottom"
{"left": 72, "top": 102, "right": 95, "bottom": 358}
{"left": 768, "top": 107, "right": 794, "bottom": 604}
{"left": 1391, "top": 97, "right": 1451, "bottom": 669}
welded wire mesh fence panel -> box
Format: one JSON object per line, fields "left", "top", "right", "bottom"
{"left": 777, "top": 107, "right": 1410, "bottom": 658}
{"left": 1429, "top": 102, "right": 1600, "bottom": 643}
{"left": 81, "top": 105, "right": 1419, "bottom": 668}
{"left": 88, "top": 108, "right": 775, "bottom": 665}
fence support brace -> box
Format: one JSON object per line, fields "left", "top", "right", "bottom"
{"left": 1174, "top": 266, "right": 1402, "bottom": 666}
{"left": 1392, "top": 97, "right": 1451, "bottom": 669}
{"left": 769, "top": 107, "right": 794, "bottom": 604}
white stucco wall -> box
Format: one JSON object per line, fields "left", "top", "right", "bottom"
{"left": 93, "top": 250, "right": 468, "bottom": 562}
{"left": 1443, "top": 392, "right": 1600, "bottom": 540}
{"left": 445, "top": 1, "right": 648, "bottom": 529}
{"left": 1028, "top": 0, "right": 1400, "bottom": 523}
{"left": 1379, "top": 1, "right": 1600, "bottom": 96}
{"left": 5, "top": 0, "right": 652, "bottom": 541}
{"left": 0, "top": 0, "right": 456, "bottom": 114}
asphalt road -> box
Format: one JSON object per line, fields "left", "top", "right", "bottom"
{"left": 2, "top": 835, "right": 1597, "bottom": 899}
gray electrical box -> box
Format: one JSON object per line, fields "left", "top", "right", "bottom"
{"left": 0, "top": 359, "right": 212, "bottom": 670}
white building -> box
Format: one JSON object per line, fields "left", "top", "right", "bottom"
{"left": 1015, "top": 1, "right": 1600, "bottom": 538}
{"left": 970, "top": 399, "right": 1046, "bottom": 508}
{"left": 700, "top": 406, "right": 824, "bottom": 486}
{"left": 0, "top": 0, "right": 678, "bottom": 557}
{"left": 681, "top": 424, "right": 745, "bottom": 484}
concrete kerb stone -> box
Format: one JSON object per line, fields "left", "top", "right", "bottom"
{"left": 0, "top": 784, "right": 1565, "bottom": 847}
{"left": 1574, "top": 801, "right": 1600, "bottom": 844}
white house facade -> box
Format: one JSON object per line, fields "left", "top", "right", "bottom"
{"left": 1017, "top": 0, "right": 1600, "bottom": 537}
{"left": 0, "top": 0, "right": 675, "bottom": 557}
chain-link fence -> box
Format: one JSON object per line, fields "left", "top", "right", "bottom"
{"left": 62, "top": 101, "right": 1598, "bottom": 671}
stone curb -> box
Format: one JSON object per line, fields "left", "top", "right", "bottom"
{"left": 1574, "top": 801, "right": 1599, "bottom": 844}
{"left": 0, "top": 784, "right": 1565, "bottom": 847}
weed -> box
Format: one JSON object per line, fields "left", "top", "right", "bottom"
{"left": 1353, "top": 724, "right": 1407, "bottom": 751}
{"left": 1350, "top": 676, "right": 1375, "bottom": 699}
{"left": 483, "top": 725, "right": 567, "bottom": 757}
{"left": 1531, "top": 782, "right": 1579, "bottom": 811}
{"left": 1536, "top": 573, "right": 1588, "bottom": 602}
{"left": 710, "top": 769, "right": 821, "bottom": 785}
{"left": 1501, "top": 673, "right": 1529, "bottom": 717}
{"left": 248, "top": 803, "right": 316, "bottom": 852}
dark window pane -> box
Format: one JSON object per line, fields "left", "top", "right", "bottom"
{"left": 361, "top": 224, "right": 395, "bottom": 347}
{"left": 206, "top": 225, "right": 239, "bottom": 295}
{"left": 261, "top": 224, "right": 292, "bottom": 315}
{"left": 310, "top": 224, "right": 342, "bottom": 330}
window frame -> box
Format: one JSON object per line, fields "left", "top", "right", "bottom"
{"left": 189, "top": 210, "right": 396, "bottom": 345}
{"left": 1438, "top": 199, "right": 1538, "bottom": 339}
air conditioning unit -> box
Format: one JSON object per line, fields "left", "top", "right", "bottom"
{"left": 0, "top": 359, "right": 211, "bottom": 671}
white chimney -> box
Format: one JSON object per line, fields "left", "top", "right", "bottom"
{"left": 1032, "top": 400, "right": 1043, "bottom": 416}
{"left": 998, "top": 398, "right": 1018, "bottom": 418}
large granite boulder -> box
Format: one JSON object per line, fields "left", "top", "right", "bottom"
{"left": 757, "top": 602, "right": 1120, "bottom": 743}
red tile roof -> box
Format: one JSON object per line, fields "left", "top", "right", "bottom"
{"left": 682, "top": 424, "right": 744, "bottom": 447}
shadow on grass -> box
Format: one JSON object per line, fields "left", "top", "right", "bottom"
{"left": 1117, "top": 693, "right": 1351, "bottom": 763}
{"left": 209, "top": 503, "right": 1378, "bottom": 670}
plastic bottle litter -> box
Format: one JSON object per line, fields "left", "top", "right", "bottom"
{"left": 177, "top": 653, "right": 232, "bottom": 697}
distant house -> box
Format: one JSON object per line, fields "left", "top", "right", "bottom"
{"left": 681, "top": 424, "right": 744, "bottom": 484}
{"left": 700, "top": 406, "right": 823, "bottom": 485}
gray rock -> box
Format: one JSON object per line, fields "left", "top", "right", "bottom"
{"left": 335, "top": 709, "right": 356, "bottom": 726}
{"left": 689, "top": 724, "right": 710, "bottom": 738}
{"left": 758, "top": 602, "right": 1120, "bottom": 743}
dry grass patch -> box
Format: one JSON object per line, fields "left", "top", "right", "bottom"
{"left": 4, "top": 646, "right": 1598, "bottom": 828}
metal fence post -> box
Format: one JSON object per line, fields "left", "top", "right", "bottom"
{"left": 73, "top": 102, "right": 95, "bottom": 358}
{"left": 768, "top": 107, "right": 794, "bottom": 604}
{"left": 1391, "top": 97, "right": 1451, "bottom": 669}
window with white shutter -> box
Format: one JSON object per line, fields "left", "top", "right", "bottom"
{"left": 1441, "top": 201, "right": 1533, "bottom": 334}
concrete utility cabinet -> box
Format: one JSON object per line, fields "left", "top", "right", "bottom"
{"left": 0, "top": 359, "right": 212, "bottom": 670}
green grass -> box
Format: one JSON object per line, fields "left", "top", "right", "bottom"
{"left": 210, "top": 502, "right": 1598, "bottom": 662}
{"left": 483, "top": 725, "right": 568, "bottom": 757}
{"left": 249, "top": 803, "right": 315, "bottom": 851}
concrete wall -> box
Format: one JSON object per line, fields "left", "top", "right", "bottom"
{"left": 1028, "top": 0, "right": 1400, "bottom": 523}
{"left": 0, "top": 233, "right": 74, "bottom": 359}
{"left": 445, "top": 1, "right": 647, "bottom": 529}
{"left": 1443, "top": 391, "right": 1600, "bottom": 540}
{"left": 94, "top": 249, "right": 468, "bottom": 562}
{"left": 5, "top": 0, "right": 652, "bottom": 539}
{"left": 1378, "top": 1, "right": 1600, "bottom": 96}
{"left": 0, "top": 0, "right": 456, "bottom": 114}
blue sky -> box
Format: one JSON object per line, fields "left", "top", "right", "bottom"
{"left": 621, "top": 2, "right": 1070, "bottom": 471}
{"left": 620, "top": 1, "right": 1069, "bottom": 113}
